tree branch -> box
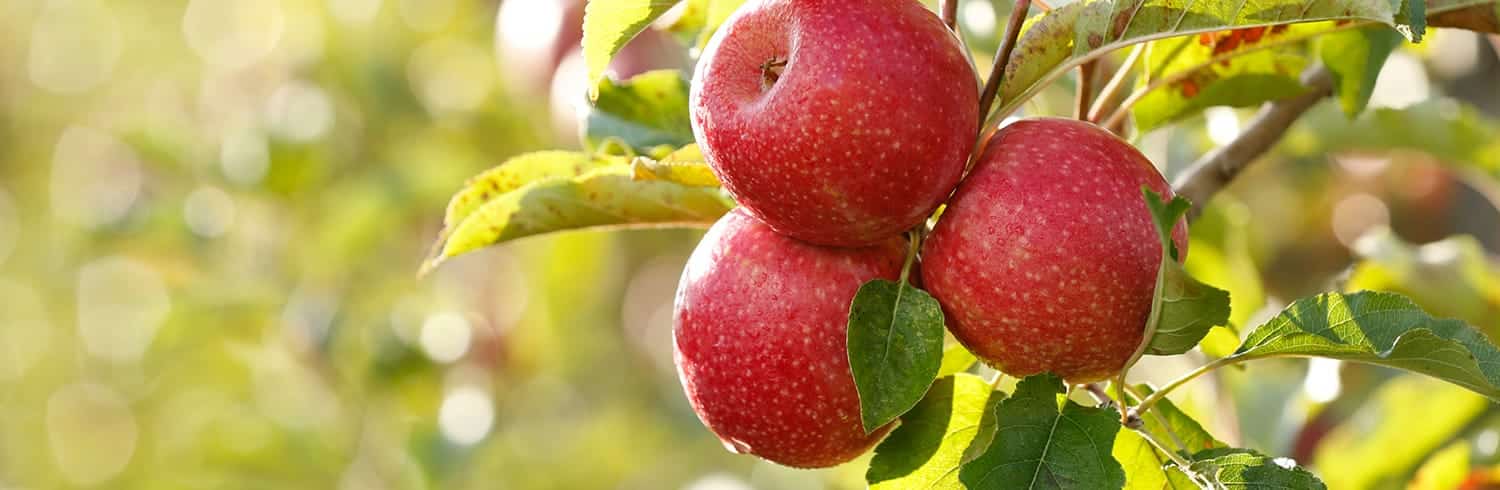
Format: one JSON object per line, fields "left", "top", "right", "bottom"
{"left": 978, "top": 0, "right": 1032, "bottom": 122}
{"left": 1172, "top": 65, "right": 1334, "bottom": 220}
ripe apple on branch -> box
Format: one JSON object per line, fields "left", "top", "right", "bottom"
{"left": 432, "top": 0, "right": 1500, "bottom": 487}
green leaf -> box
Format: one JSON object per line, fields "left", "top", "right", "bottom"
{"left": 868, "top": 374, "right": 1001, "bottom": 490}
{"left": 582, "top": 0, "right": 680, "bottom": 99}
{"left": 1185, "top": 448, "right": 1326, "bottom": 489}
{"left": 988, "top": 0, "right": 1489, "bottom": 122}
{"left": 585, "top": 70, "right": 694, "bottom": 153}
{"left": 1142, "top": 190, "right": 1231, "bottom": 356}
{"left": 1312, "top": 375, "right": 1488, "bottom": 489}
{"left": 424, "top": 151, "right": 732, "bottom": 272}
{"left": 1113, "top": 430, "right": 1202, "bottom": 490}
{"left": 959, "top": 374, "right": 1126, "bottom": 490}
{"left": 629, "top": 144, "right": 720, "bottom": 187}
{"left": 1319, "top": 26, "right": 1403, "bottom": 118}
{"left": 938, "top": 343, "right": 980, "bottom": 378}
{"left": 1229, "top": 290, "right": 1500, "bottom": 401}
{"left": 1399, "top": 0, "right": 1429, "bottom": 40}
{"left": 1409, "top": 443, "right": 1471, "bottom": 490}
{"left": 1133, "top": 27, "right": 1309, "bottom": 133}
{"left": 849, "top": 278, "right": 948, "bottom": 433}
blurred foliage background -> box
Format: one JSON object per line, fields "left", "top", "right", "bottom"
{"left": 0, "top": 0, "right": 1497, "bottom": 488}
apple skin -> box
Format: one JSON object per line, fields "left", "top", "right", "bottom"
{"left": 920, "top": 118, "right": 1189, "bottom": 383}
{"left": 673, "top": 208, "right": 905, "bottom": 468}
{"left": 690, "top": 0, "right": 978, "bottom": 247}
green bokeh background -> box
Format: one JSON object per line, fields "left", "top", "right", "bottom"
{"left": 1, "top": 1, "right": 1499, "bottom": 488}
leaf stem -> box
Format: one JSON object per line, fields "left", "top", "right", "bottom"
{"left": 978, "top": 0, "right": 1032, "bottom": 124}
{"left": 898, "top": 230, "right": 921, "bottom": 285}
{"left": 1129, "top": 356, "right": 1241, "bottom": 418}
{"left": 1133, "top": 424, "right": 1195, "bottom": 469}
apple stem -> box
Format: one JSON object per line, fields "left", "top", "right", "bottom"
{"left": 1172, "top": 64, "right": 1333, "bottom": 221}
{"left": 977, "top": 0, "right": 1032, "bottom": 124}
{"left": 1086, "top": 44, "right": 1144, "bottom": 130}
{"left": 940, "top": 0, "right": 958, "bottom": 32}
{"left": 759, "top": 58, "right": 787, "bottom": 91}
{"left": 1075, "top": 60, "right": 1097, "bottom": 121}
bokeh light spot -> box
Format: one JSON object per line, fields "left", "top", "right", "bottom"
{"left": 184, "top": 186, "right": 237, "bottom": 238}
{"left": 50, "top": 126, "right": 142, "bottom": 228}
{"left": 438, "top": 386, "right": 494, "bottom": 446}
{"left": 328, "top": 0, "right": 383, "bottom": 26}
{"left": 419, "top": 312, "right": 472, "bottom": 364}
{"left": 77, "top": 256, "right": 171, "bottom": 363}
{"left": 182, "top": 0, "right": 286, "bottom": 69}
{"left": 265, "top": 80, "right": 335, "bottom": 142}
{"left": 408, "top": 38, "right": 497, "bottom": 117}
{"left": 220, "top": 128, "right": 270, "bottom": 185}
{"left": 27, "top": 0, "right": 121, "bottom": 94}
{"left": 46, "top": 383, "right": 138, "bottom": 486}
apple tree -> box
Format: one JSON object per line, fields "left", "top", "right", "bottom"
{"left": 430, "top": 0, "right": 1500, "bottom": 488}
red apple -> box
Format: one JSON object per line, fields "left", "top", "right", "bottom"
{"left": 921, "top": 118, "right": 1189, "bottom": 383}
{"left": 495, "top": 0, "right": 585, "bottom": 98}
{"left": 690, "top": 0, "right": 978, "bottom": 247}
{"left": 674, "top": 208, "right": 905, "bottom": 467}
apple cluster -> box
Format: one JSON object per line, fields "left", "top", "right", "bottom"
{"left": 673, "top": 0, "right": 1186, "bottom": 468}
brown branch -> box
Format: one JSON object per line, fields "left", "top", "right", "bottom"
{"left": 941, "top": 0, "right": 959, "bottom": 32}
{"left": 1172, "top": 65, "right": 1334, "bottom": 220}
{"left": 978, "top": 0, "right": 1032, "bottom": 123}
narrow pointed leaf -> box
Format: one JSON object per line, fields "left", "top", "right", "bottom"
{"left": 849, "top": 279, "right": 947, "bottom": 433}
{"left": 582, "top": 0, "right": 680, "bottom": 98}
{"left": 959, "top": 374, "right": 1126, "bottom": 490}
{"left": 1320, "top": 26, "right": 1404, "bottom": 118}
{"left": 1142, "top": 190, "right": 1230, "bottom": 356}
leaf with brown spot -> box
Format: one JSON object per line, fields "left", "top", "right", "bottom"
{"left": 988, "top": 0, "right": 1496, "bottom": 127}
{"left": 423, "top": 151, "right": 733, "bottom": 274}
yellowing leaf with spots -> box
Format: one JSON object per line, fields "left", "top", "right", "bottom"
{"left": 987, "top": 0, "right": 1496, "bottom": 126}
{"left": 423, "top": 150, "right": 733, "bottom": 273}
